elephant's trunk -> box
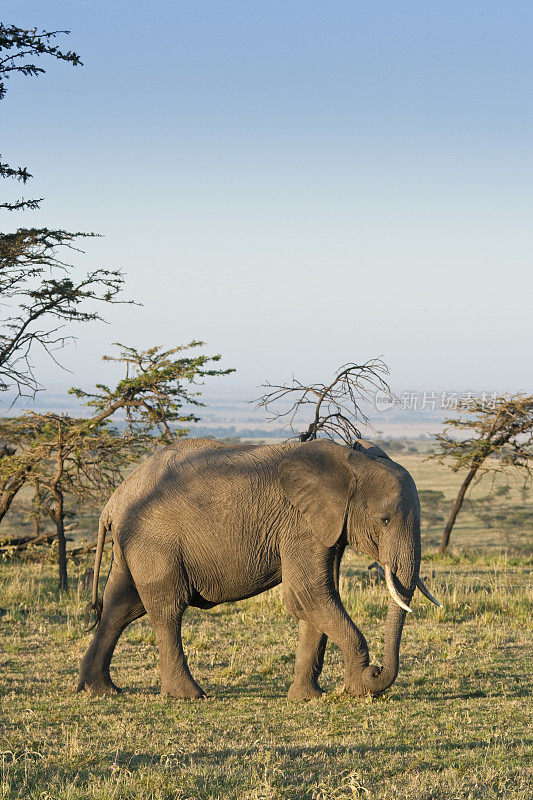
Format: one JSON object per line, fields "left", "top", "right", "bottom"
{"left": 361, "top": 597, "right": 408, "bottom": 696}
{"left": 361, "top": 538, "right": 419, "bottom": 697}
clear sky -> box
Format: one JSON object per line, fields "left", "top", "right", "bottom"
{"left": 2, "top": 1, "right": 532, "bottom": 402}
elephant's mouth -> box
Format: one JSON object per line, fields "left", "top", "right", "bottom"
{"left": 369, "top": 562, "right": 442, "bottom": 611}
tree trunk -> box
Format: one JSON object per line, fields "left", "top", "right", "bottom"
{"left": 0, "top": 449, "right": 29, "bottom": 524}
{"left": 0, "top": 478, "right": 26, "bottom": 524}
{"left": 54, "top": 489, "right": 68, "bottom": 590}
{"left": 33, "top": 481, "right": 41, "bottom": 538}
{"left": 440, "top": 465, "right": 479, "bottom": 553}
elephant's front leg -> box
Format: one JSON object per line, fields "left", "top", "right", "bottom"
{"left": 284, "top": 581, "right": 370, "bottom": 696}
{"left": 287, "top": 547, "right": 343, "bottom": 700}
{"left": 288, "top": 619, "right": 327, "bottom": 700}
{"left": 283, "top": 540, "right": 371, "bottom": 697}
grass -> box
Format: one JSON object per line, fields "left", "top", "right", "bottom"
{"left": 0, "top": 452, "right": 532, "bottom": 799}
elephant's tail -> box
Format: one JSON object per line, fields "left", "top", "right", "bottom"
{"left": 84, "top": 512, "right": 109, "bottom": 631}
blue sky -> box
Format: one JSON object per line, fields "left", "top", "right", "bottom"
{"left": 1, "top": 1, "right": 532, "bottom": 402}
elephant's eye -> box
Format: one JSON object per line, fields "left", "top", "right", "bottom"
{"left": 381, "top": 515, "right": 391, "bottom": 526}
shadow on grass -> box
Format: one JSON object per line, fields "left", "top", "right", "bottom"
{"left": 397, "top": 679, "right": 530, "bottom": 702}
{"left": 82, "top": 665, "right": 531, "bottom": 702}
{"left": 124, "top": 681, "right": 290, "bottom": 700}
{"left": 105, "top": 743, "right": 376, "bottom": 771}
{"left": 96, "top": 735, "right": 532, "bottom": 799}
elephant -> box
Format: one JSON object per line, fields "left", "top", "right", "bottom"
{"left": 78, "top": 437, "right": 441, "bottom": 699}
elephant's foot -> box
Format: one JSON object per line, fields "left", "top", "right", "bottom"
{"left": 287, "top": 680, "right": 324, "bottom": 701}
{"left": 343, "top": 673, "right": 367, "bottom": 697}
{"left": 161, "top": 676, "right": 206, "bottom": 700}
{"left": 343, "top": 682, "right": 365, "bottom": 698}
{"left": 77, "top": 674, "right": 122, "bottom": 696}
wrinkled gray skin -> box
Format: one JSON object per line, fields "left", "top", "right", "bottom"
{"left": 78, "top": 438, "right": 421, "bottom": 700}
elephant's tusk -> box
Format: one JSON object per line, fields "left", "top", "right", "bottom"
{"left": 416, "top": 577, "right": 442, "bottom": 608}
{"left": 384, "top": 565, "right": 413, "bottom": 613}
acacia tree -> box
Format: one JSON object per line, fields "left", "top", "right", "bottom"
{"left": 0, "top": 341, "right": 234, "bottom": 588}
{"left": 1, "top": 23, "right": 82, "bottom": 210}
{"left": 256, "top": 360, "right": 390, "bottom": 443}
{"left": 0, "top": 414, "right": 142, "bottom": 588}
{"left": 69, "top": 341, "right": 231, "bottom": 443}
{"left": 0, "top": 229, "right": 129, "bottom": 396}
{"left": 0, "top": 25, "right": 130, "bottom": 397}
{"left": 0, "top": 420, "right": 36, "bottom": 522}
{"left": 431, "top": 393, "right": 533, "bottom": 553}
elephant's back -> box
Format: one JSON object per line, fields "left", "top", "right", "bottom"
{"left": 103, "top": 439, "right": 230, "bottom": 524}
{"left": 105, "top": 438, "right": 293, "bottom": 530}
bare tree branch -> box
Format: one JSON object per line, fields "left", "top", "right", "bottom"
{"left": 256, "top": 359, "right": 390, "bottom": 444}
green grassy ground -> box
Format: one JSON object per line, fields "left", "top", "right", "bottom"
{"left": 1, "top": 453, "right": 532, "bottom": 799}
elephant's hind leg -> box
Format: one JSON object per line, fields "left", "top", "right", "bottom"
{"left": 78, "top": 561, "right": 145, "bottom": 695}
{"left": 148, "top": 607, "right": 206, "bottom": 699}
{"left": 288, "top": 619, "right": 327, "bottom": 700}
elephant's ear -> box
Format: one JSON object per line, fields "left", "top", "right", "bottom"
{"left": 279, "top": 441, "right": 354, "bottom": 547}
{"left": 352, "top": 438, "right": 391, "bottom": 461}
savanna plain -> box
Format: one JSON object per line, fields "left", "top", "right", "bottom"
{"left": 1, "top": 449, "right": 531, "bottom": 800}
